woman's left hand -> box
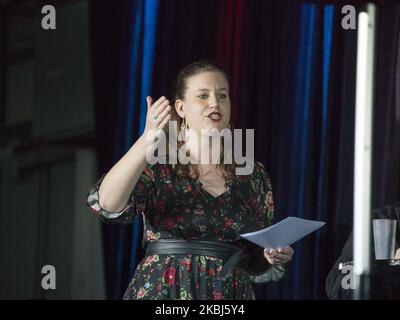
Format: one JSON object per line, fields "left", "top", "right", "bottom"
{"left": 263, "top": 246, "right": 294, "bottom": 265}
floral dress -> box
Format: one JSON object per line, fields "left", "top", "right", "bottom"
{"left": 86, "top": 161, "right": 285, "bottom": 300}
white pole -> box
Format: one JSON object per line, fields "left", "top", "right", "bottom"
{"left": 353, "top": 4, "right": 375, "bottom": 296}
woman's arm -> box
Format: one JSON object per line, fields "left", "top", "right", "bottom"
{"left": 98, "top": 96, "right": 171, "bottom": 212}
{"left": 98, "top": 136, "right": 150, "bottom": 212}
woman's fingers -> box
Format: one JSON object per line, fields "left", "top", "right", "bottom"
{"left": 264, "top": 254, "right": 284, "bottom": 264}
{"left": 152, "top": 99, "right": 170, "bottom": 120}
{"left": 146, "top": 96, "right": 153, "bottom": 110}
{"left": 264, "top": 247, "right": 294, "bottom": 265}
{"left": 158, "top": 113, "right": 172, "bottom": 129}
{"left": 276, "top": 247, "right": 294, "bottom": 261}
{"left": 144, "top": 96, "right": 171, "bottom": 133}
{"left": 149, "top": 96, "right": 168, "bottom": 113}
{"left": 280, "top": 246, "right": 294, "bottom": 256}
{"left": 155, "top": 104, "right": 171, "bottom": 127}
{"left": 274, "top": 253, "right": 292, "bottom": 262}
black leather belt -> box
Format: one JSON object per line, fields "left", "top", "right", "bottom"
{"left": 145, "top": 239, "right": 250, "bottom": 281}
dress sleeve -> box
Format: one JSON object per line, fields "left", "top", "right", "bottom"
{"left": 86, "top": 164, "right": 156, "bottom": 225}
{"left": 247, "top": 161, "right": 287, "bottom": 284}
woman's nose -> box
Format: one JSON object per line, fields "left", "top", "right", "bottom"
{"left": 209, "top": 96, "right": 218, "bottom": 108}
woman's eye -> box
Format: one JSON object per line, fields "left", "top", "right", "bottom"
{"left": 197, "top": 94, "right": 227, "bottom": 99}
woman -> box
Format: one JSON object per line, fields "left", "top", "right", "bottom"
{"left": 86, "top": 60, "right": 294, "bottom": 300}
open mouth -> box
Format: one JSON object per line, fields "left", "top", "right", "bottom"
{"left": 207, "top": 112, "right": 222, "bottom": 122}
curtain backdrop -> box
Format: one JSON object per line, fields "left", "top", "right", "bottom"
{"left": 90, "top": 0, "right": 400, "bottom": 299}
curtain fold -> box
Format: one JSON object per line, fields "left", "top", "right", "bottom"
{"left": 90, "top": 0, "right": 159, "bottom": 299}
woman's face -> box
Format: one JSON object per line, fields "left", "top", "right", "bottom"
{"left": 175, "top": 71, "right": 231, "bottom": 134}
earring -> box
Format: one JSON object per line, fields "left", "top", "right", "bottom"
{"left": 180, "top": 118, "right": 187, "bottom": 140}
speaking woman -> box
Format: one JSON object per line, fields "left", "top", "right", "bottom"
{"left": 86, "top": 60, "right": 293, "bottom": 300}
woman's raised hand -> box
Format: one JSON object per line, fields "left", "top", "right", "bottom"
{"left": 143, "top": 96, "right": 172, "bottom": 137}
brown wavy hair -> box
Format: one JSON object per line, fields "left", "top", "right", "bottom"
{"left": 167, "top": 60, "right": 239, "bottom": 181}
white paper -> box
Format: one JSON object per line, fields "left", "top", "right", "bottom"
{"left": 240, "top": 217, "right": 326, "bottom": 249}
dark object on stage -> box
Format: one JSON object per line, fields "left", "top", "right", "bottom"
{"left": 369, "top": 260, "right": 400, "bottom": 299}
{"left": 326, "top": 202, "right": 400, "bottom": 299}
